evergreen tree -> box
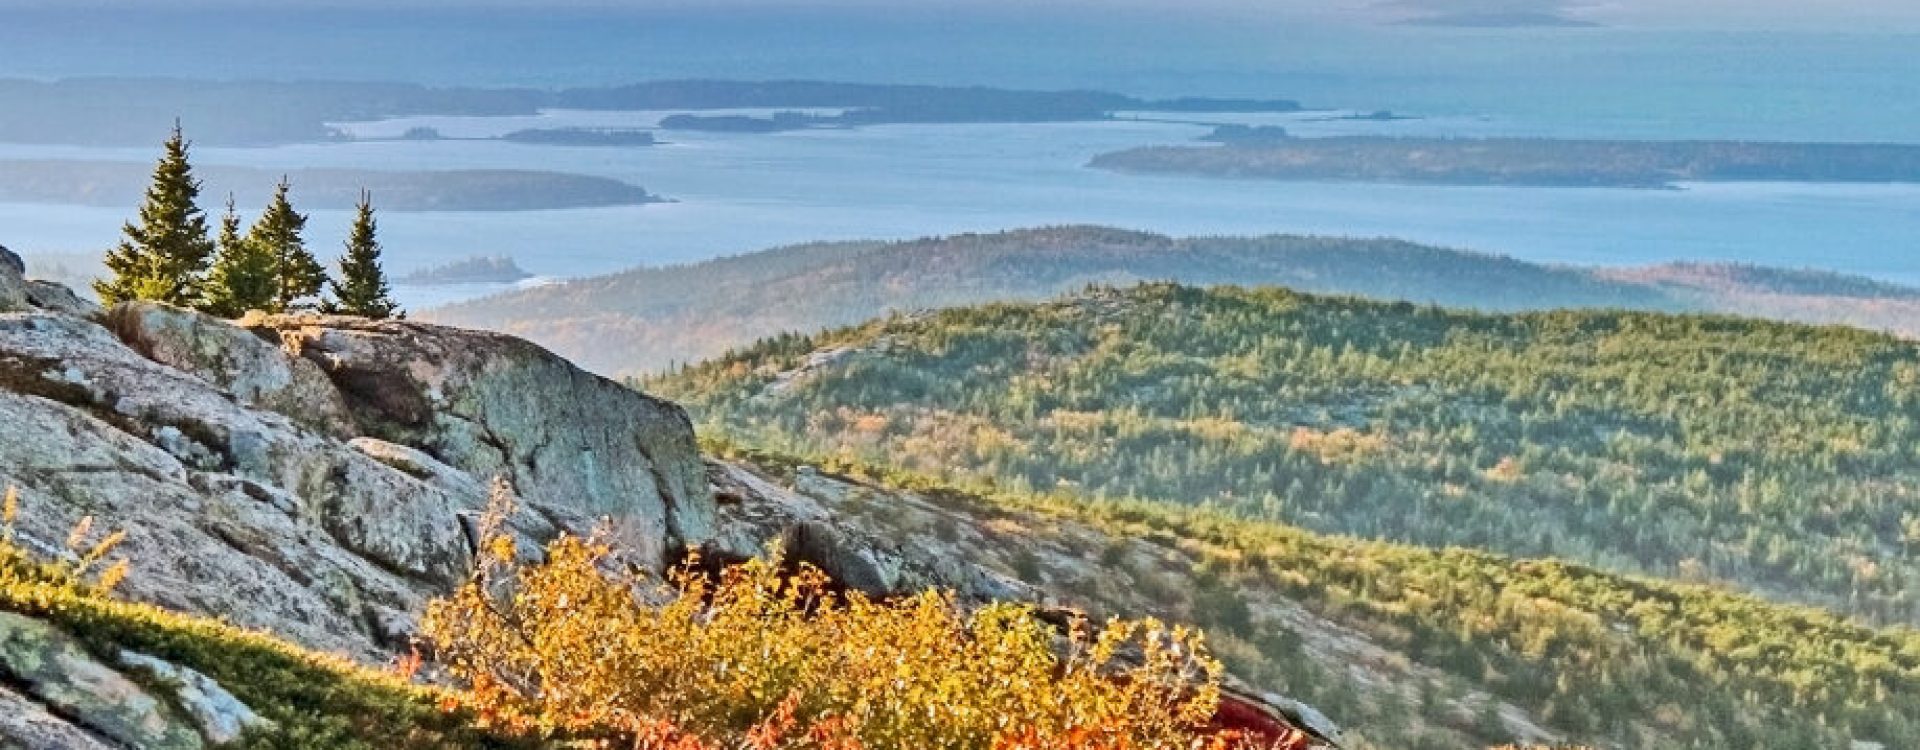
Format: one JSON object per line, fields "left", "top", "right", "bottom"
{"left": 94, "top": 122, "right": 215, "bottom": 305}
{"left": 322, "top": 191, "right": 401, "bottom": 319}
{"left": 201, "top": 196, "right": 279, "bottom": 317}
{"left": 248, "top": 177, "right": 328, "bottom": 312}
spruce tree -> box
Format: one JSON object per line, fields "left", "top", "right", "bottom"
{"left": 94, "top": 122, "right": 215, "bottom": 305}
{"left": 322, "top": 191, "right": 402, "bottom": 319}
{"left": 201, "top": 196, "right": 279, "bottom": 317}
{"left": 248, "top": 177, "right": 328, "bottom": 312}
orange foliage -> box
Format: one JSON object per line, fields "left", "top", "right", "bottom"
{"left": 420, "top": 498, "right": 1298, "bottom": 750}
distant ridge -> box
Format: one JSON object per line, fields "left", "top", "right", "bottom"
{"left": 422, "top": 226, "right": 1920, "bottom": 376}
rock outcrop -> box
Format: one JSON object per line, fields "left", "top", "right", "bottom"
{"left": 246, "top": 313, "right": 714, "bottom": 568}
{"left": 0, "top": 244, "right": 29, "bottom": 312}
{"left": 0, "top": 612, "right": 212, "bottom": 750}
{"left": 106, "top": 302, "right": 358, "bottom": 438}
{"left": 0, "top": 291, "right": 715, "bottom": 659}
{"left": 0, "top": 271, "right": 1333, "bottom": 747}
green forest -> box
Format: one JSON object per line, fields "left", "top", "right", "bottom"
{"left": 654, "top": 283, "right": 1920, "bottom": 628}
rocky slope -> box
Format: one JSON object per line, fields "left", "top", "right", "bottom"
{"left": 0, "top": 246, "right": 1327, "bottom": 748}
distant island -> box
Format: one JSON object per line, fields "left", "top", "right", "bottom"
{"left": 1315, "top": 110, "right": 1418, "bottom": 122}
{"left": 399, "top": 255, "right": 535, "bottom": 285}
{"left": 1199, "top": 124, "right": 1294, "bottom": 145}
{"left": 1091, "top": 131, "right": 1920, "bottom": 188}
{"left": 500, "top": 127, "right": 658, "bottom": 146}
{"left": 659, "top": 111, "right": 830, "bottom": 133}
{"left": 655, "top": 92, "right": 1308, "bottom": 133}
{"left": 0, "top": 159, "right": 664, "bottom": 211}
{"left": 0, "top": 77, "right": 1304, "bottom": 146}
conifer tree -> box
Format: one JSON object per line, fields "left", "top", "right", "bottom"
{"left": 94, "top": 122, "right": 215, "bottom": 305}
{"left": 248, "top": 177, "right": 328, "bottom": 312}
{"left": 322, "top": 191, "right": 402, "bottom": 319}
{"left": 201, "top": 196, "right": 279, "bottom": 317}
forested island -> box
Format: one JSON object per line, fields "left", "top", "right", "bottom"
{"left": 399, "top": 255, "right": 535, "bottom": 285}
{"left": 499, "top": 127, "right": 658, "bottom": 146}
{"left": 659, "top": 111, "right": 830, "bottom": 133}
{"left": 1092, "top": 129, "right": 1920, "bottom": 187}
{"left": 0, "top": 159, "right": 663, "bottom": 211}
{"left": 0, "top": 77, "right": 1303, "bottom": 146}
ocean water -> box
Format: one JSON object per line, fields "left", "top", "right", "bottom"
{"left": 2, "top": 9, "right": 1918, "bottom": 304}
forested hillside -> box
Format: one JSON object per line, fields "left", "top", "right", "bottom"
{"left": 702, "top": 439, "right": 1920, "bottom": 750}
{"left": 426, "top": 227, "right": 1920, "bottom": 376}
{"left": 654, "top": 283, "right": 1920, "bottom": 627}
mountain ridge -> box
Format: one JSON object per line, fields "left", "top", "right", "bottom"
{"left": 425, "top": 226, "right": 1920, "bottom": 376}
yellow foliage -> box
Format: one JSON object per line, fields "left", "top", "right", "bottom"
{"left": 1285, "top": 428, "right": 1387, "bottom": 465}
{"left": 422, "top": 504, "right": 1250, "bottom": 750}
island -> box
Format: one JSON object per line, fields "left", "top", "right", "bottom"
{"left": 1314, "top": 110, "right": 1418, "bottom": 122}
{"left": 399, "top": 255, "right": 535, "bottom": 285}
{"left": 500, "top": 127, "right": 658, "bottom": 146}
{"left": 658, "top": 111, "right": 830, "bottom": 133}
{"left": 1090, "top": 132, "right": 1920, "bottom": 188}
{"left": 0, "top": 77, "right": 1306, "bottom": 146}
{"left": 0, "top": 159, "right": 666, "bottom": 211}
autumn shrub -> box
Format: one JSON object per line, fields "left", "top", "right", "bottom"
{"left": 420, "top": 506, "right": 1283, "bottom": 750}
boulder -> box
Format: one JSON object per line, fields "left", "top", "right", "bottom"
{"left": 0, "top": 684, "right": 121, "bottom": 750}
{"left": 0, "top": 612, "right": 206, "bottom": 750}
{"left": 0, "top": 244, "right": 26, "bottom": 312}
{"left": 118, "top": 650, "right": 274, "bottom": 744}
{"left": 25, "top": 280, "right": 102, "bottom": 318}
{"left": 106, "top": 301, "right": 357, "bottom": 438}
{"left": 250, "top": 313, "right": 715, "bottom": 568}
{"left": 0, "top": 307, "right": 714, "bottom": 656}
{"left": 0, "top": 312, "right": 562, "bottom": 655}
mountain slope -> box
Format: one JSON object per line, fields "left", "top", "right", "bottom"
{"left": 698, "top": 440, "right": 1920, "bottom": 750}
{"left": 424, "top": 227, "right": 1920, "bottom": 376}
{"left": 654, "top": 283, "right": 1920, "bottom": 627}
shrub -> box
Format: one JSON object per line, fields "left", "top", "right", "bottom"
{"left": 420, "top": 507, "right": 1295, "bottom": 750}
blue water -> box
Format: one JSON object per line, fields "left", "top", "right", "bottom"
{"left": 2, "top": 9, "right": 1918, "bottom": 304}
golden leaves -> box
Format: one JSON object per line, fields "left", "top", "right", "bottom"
{"left": 421, "top": 526, "right": 1249, "bottom": 750}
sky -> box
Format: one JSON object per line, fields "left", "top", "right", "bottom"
{"left": 6, "top": 0, "right": 1920, "bottom": 30}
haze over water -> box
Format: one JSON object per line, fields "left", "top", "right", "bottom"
{"left": 3, "top": 9, "right": 1918, "bottom": 302}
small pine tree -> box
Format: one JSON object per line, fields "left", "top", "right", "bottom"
{"left": 94, "top": 122, "right": 216, "bottom": 306}
{"left": 248, "top": 177, "right": 328, "bottom": 312}
{"left": 201, "top": 196, "right": 280, "bottom": 318}
{"left": 322, "top": 191, "right": 401, "bottom": 319}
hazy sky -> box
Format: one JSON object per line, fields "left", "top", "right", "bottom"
{"left": 8, "top": 0, "right": 1920, "bottom": 29}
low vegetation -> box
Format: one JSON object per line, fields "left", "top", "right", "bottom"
{"left": 421, "top": 504, "right": 1304, "bottom": 750}
{"left": 699, "top": 439, "right": 1920, "bottom": 750}
{"left": 0, "top": 488, "right": 530, "bottom": 749}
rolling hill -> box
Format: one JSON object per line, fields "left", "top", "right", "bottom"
{"left": 652, "top": 283, "right": 1920, "bottom": 629}
{"left": 424, "top": 227, "right": 1920, "bottom": 376}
